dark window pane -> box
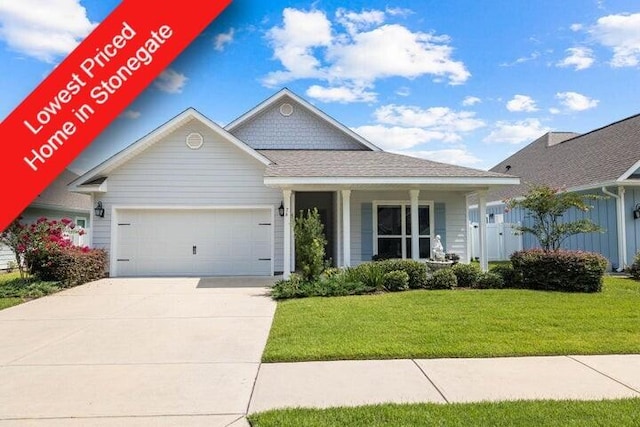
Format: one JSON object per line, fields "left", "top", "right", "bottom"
{"left": 419, "top": 237, "right": 431, "bottom": 259}
{"left": 406, "top": 207, "right": 411, "bottom": 235}
{"left": 378, "top": 206, "right": 401, "bottom": 235}
{"left": 406, "top": 237, "right": 411, "bottom": 258}
{"left": 419, "top": 207, "right": 430, "bottom": 235}
{"left": 378, "top": 238, "right": 402, "bottom": 259}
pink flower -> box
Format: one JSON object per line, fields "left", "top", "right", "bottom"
{"left": 61, "top": 218, "right": 72, "bottom": 225}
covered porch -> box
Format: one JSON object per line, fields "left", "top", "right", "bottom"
{"left": 275, "top": 185, "right": 507, "bottom": 278}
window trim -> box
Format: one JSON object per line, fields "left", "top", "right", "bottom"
{"left": 372, "top": 200, "right": 435, "bottom": 260}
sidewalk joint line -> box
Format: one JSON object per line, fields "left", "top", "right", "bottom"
{"left": 225, "top": 415, "right": 246, "bottom": 427}
{"left": 567, "top": 356, "right": 640, "bottom": 395}
{"left": 0, "top": 413, "right": 245, "bottom": 421}
{"left": 412, "top": 359, "right": 449, "bottom": 403}
{"left": 246, "top": 361, "right": 263, "bottom": 415}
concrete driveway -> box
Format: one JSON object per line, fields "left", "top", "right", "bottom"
{"left": 0, "top": 277, "right": 276, "bottom": 426}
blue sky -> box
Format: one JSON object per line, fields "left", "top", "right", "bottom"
{"left": 1, "top": 0, "right": 639, "bottom": 173}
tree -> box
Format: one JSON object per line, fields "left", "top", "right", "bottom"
{"left": 505, "top": 184, "right": 603, "bottom": 251}
{"left": 294, "top": 208, "right": 327, "bottom": 281}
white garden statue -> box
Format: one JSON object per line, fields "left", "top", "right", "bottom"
{"left": 432, "top": 235, "right": 445, "bottom": 261}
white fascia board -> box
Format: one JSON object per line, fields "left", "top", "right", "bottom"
{"left": 264, "top": 176, "right": 520, "bottom": 186}
{"left": 468, "top": 200, "right": 509, "bottom": 209}
{"left": 617, "top": 159, "right": 640, "bottom": 181}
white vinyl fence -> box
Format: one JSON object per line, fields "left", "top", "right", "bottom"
{"left": 470, "top": 222, "right": 523, "bottom": 261}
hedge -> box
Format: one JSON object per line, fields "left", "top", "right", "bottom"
{"left": 510, "top": 249, "right": 607, "bottom": 293}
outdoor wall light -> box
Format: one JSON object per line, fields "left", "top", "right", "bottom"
{"left": 278, "top": 201, "right": 285, "bottom": 217}
{"left": 634, "top": 203, "right": 640, "bottom": 220}
{"left": 94, "top": 201, "right": 105, "bottom": 218}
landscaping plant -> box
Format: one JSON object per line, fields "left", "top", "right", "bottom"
{"left": 505, "top": 184, "right": 603, "bottom": 251}
{"left": 294, "top": 208, "right": 327, "bottom": 282}
{"left": 628, "top": 252, "right": 640, "bottom": 280}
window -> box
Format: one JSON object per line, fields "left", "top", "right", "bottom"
{"left": 374, "top": 202, "right": 433, "bottom": 259}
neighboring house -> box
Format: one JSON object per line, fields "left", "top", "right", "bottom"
{"left": 469, "top": 113, "right": 640, "bottom": 271}
{"left": 1, "top": 169, "right": 92, "bottom": 270}
{"left": 69, "top": 89, "right": 518, "bottom": 277}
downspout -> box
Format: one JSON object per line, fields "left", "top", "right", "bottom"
{"left": 602, "top": 186, "right": 627, "bottom": 272}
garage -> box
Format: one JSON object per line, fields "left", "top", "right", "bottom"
{"left": 114, "top": 208, "right": 273, "bottom": 277}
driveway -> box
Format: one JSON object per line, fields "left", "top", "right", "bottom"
{"left": 0, "top": 277, "right": 276, "bottom": 426}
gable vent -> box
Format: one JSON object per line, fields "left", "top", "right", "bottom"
{"left": 279, "top": 103, "right": 294, "bottom": 117}
{"left": 186, "top": 132, "right": 204, "bottom": 149}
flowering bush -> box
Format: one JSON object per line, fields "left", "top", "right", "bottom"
{"left": 1, "top": 216, "right": 104, "bottom": 286}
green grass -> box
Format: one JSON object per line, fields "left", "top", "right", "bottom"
{"left": 262, "top": 276, "right": 640, "bottom": 362}
{"left": 0, "top": 271, "right": 61, "bottom": 310}
{"left": 248, "top": 399, "right": 640, "bottom": 427}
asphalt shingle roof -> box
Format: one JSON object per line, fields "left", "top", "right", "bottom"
{"left": 486, "top": 113, "right": 640, "bottom": 202}
{"left": 258, "top": 150, "right": 512, "bottom": 178}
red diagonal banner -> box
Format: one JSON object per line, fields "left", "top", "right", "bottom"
{"left": 0, "top": 0, "right": 232, "bottom": 231}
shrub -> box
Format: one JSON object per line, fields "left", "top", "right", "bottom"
{"left": 271, "top": 272, "right": 371, "bottom": 300}
{"left": 342, "top": 262, "right": 386, "bottom": 292}
{"left": 510, "top": 249, "right": 607, "bottom": 293}
{"left": 28, "top": 247, "right": 108, "bottom": 287}
{"left": 426, "top": 268, "right": 457, "bottom": 289}
{"left": 628, "top": 252, "right": 640, "bottom": 280}
{"left": 383, "top": 270, "right": 409, "bottom": 292}
{"left": 451, "top": 263, "right": 481, "bottom": 288}
{"left": 375, "top": 259, "right": 427, "bottom": 289}
{"left": 271, "top": 273, "right": 313, "bottom": 299}
{"left": 490, "top": 264, "right": 522, "bottom": 288}
{"left": 475, "top": 271, "right": 505, "bottom": 289}
{"left": 294, "top": 208, "right": 327, "bottom": 281}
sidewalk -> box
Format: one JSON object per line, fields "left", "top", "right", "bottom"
{"left": 248, "top": 354, "right": 640, "bottom": 413}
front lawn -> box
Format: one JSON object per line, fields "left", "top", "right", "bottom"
{"left": 262, "top": 276, "right": 640, "bottom": 362}
{"left": 0, "top": 271, "right": 62, "bottom": 310}
{"left": 249, "top": 399, "right": 640, "bottom": 427}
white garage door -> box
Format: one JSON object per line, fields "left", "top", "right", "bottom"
{"left": 115, "top": 209, "right": 272, "bottom": 276}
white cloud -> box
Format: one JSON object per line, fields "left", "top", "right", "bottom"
{"left": 506, "top": 94, "right": 538, "bottom": 112}
{"left": 500, "top": 51, "right": 540, "bottom": 67}
{"left": 154, "top": 69, "right": 188, "bottom": 94}
{"left": 395, "top": 86, "right": 411, "bottom": 97}
{"left": 557, "top": 47, "right": 595, "bottom": 70}
{"left": 0, "top": 0, "right": 96, "bottom": 62}
{"left": 306, "top": 85, "right": 376, "bottom": 103}
{"left": 336, "top": 8, "right": 385, "bottom": 35}
{"left": 570, "top": 23, "right": 583, "bottom": 31}
{"left": 264, "top": 8, "right": 470, "bottom": 101}
{"left": 395, "top": 148, "right": 482, "bottom": 167}
{"left": 352, "top": 125, "right": 458, "bottom": 150}
{"left": 214, "top": 28, "right": 235, "bottom": 52}
{"left": 120, "top": 110, "right": 141, "bottom": 120}
{"left": 484, "top": 119, "right": 550, "bottom": 144}
{"left": 462, "top": 96, "right": 481, "bottom": 106}
{"left": 549, "top": 107, "right": 561, "bottom": 114}
{"left": 555, "top": 91, "right": 599, "bottom": 111}
{"left": 590, "top": 13, "right": 640, "bottom": 67}
{"left": 385, "top": 7, "right": 414, "bottom": 17}
{"left": 373, "top": 104, "right": 485, "bottom": 132}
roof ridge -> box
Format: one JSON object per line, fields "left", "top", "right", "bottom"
{"left": 555, "top": 112, "right": 640, "bottom": 145}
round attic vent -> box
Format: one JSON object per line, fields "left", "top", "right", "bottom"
{"left": 186, "top": 132, "right": 203, "bottom": 150}
{"left": 279, "top": 103, "right": 294, "bottom": 117}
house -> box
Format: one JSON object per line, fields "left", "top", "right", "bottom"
{"left": 69, "top": 89, "right": 519, "bottom": 277}
{"left": 469, "top": 113, "right": 640, "bottom": 271}
{"left": 1, "top": 169, "right": 92, "bottom": 270}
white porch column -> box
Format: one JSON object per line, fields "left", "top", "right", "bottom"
{"left": 618, "top": 186, "right": 627, "bottom": 270}
{"left": 290, "top": 191, "right": 296, "bottom": 272}
{"left": 410, "top": 189, "right": 420, "bottom": 260}
{"left": 465, "top": 194, "right": 471, "bottom": 263}
{"left": 283, "top": 189, "right": 292, "bottom": 278}
{"left": 478, "top": 190, "right": 488, "bottom": 272}
{"left": 341, "top": 189, "right": 351, "bottom": 267}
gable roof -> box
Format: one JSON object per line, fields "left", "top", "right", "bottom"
{"left": 224, "top": 88, "right": 381, "bottom": 151}
{"left": 70, "top": 108, "right": 271, "bottom": 191}
{"left": 486, "top": 113, "right": 640, "bottom": 202}
{"left": 32, "top": 169, "right": 91, "bottom": 212}
{"left": 260, "top": 150, "right": 518, "bottom": 187}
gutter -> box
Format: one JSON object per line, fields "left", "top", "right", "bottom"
{"left": 602, "top": 186, "right": 627, "bottom": 272}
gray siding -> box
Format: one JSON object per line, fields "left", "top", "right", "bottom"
{"left": 229, "top": 98, "right": 367, "bottom": 150}
{"left": 350, "top": 190, "right": 468, "bottom": 264}
{"left": 92, "top": 120, "right": 285, "bottom": 273}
